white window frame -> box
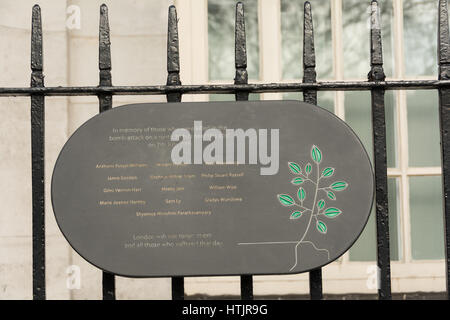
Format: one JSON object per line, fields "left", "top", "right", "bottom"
{"left": 175, "top": 0, "right": 445, "bottom": 296}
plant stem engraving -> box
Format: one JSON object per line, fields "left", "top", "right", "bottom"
{"left": 276, "top": 145, "right": 348, "bottom": 271}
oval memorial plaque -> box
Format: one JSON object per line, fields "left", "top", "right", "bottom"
{"left": 51, "top": 101, "right": 374, "bottom": 277}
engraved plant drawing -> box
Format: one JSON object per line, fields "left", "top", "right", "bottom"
{"left": 277, "top": 145, "right": 348, "bottom": 271}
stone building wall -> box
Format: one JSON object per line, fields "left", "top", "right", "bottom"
{"left": 0, "top": 0, "right": 173, "bottom": 300}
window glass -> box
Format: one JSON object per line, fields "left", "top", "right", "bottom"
{"left": 403, "top": 0, "right": 438, "bottom": 76}
{"left": 407, "top": 90, "right": 441, "bottom": 167}
{"left": 388, "top": 178, "right": 402, "bottom": 261}
{"left": 349, "top": 178, "right": 401, "bottom": 261}
{"left": 285, "top": 95, "right": 396, "bottom": 169}
{"left": 209, "top": 93, "right": 260, "bottom": 101}
{"left": 349, "top": 207, "right": 377, "bottom": 261}
{"left": 410, "top": 176, "right": 444, "bottom": 260}
{"left": 283, "top": 92, "right": 334, "bottom": 114}
{"left": 206, "top": 0, "right": 444, "bottom": 266}
{"left": 385, "top": 91, "right": 397, "bottom": 168}
{"left": 342, "top": 0, "right": 394, "bottom": 79}
{"left": 344, "top": 91, "right": 374, "bottom": 162}
{"left": 344, "top": 91, "right": 397, "bottom": 167}
{"left": 345, "top": 91, "right": 374, "bottom": 261}
{"left": 208, "top": 0, "right": 259, "bottom": 81}
{"left": 345, "top": 92, "right": 400, "bottom": 261}
{"left": 281, "top": 0, "right": 333, "bottom": 80}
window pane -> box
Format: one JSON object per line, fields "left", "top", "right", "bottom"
{"left": 282, "top": 92, "right": 334, "bottom": 113}
{"left": 281, "top": 0, "right": 332, "bottom": 80}
{"left": 342, "top": 0, "right": 394, "bottom": 79}
{"left": 343, "top": 91, "right": 397, "bottom": 168}
{"left": 407, "top": 90, "right": 441, "bottom": 167}
{"left": 346, "top": 92, "right": 375, "bottom": 261}
{"left": 349, "top": 208, "right": 377, "bottom": 261}
{"left": 385, "top": 91, "right": 397, "bottom": 168}
{"left": 410, "top": 176, "right": 444, "bottom": 260}
{"left": 349, "top": 177, "right": 401, "bottom": 261}
{"left": 208, "top": 0, "right": 259, "bottom": 80}
{"left": 344, "top": 92, "right": 374, "bottom": 162}
{"left": 345, "top": 93, "right": 400, "bottom": 261}
{"left": 388, "top": 178, "right": 401, "bottom": 261}
{"left": 209, "top": 93, "right": 260, "bottom": 101}
{"left": 403, "top": 0, "right": 438, "bottom": 76}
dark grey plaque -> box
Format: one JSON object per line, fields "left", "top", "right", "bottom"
{"left": 51, "top": 101, "right": 374, "bottom": 277}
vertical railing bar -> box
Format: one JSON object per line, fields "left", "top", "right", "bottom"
{"left": 102, "top": 272, "right": 115, "bottom": 300}
{"left": 369, "top": 0, "right": 392, "bottom": 300}
{"left": 235, "top": 2, "right": 253, "bottom": 300}
{"left": 303, "top": 1, "right": 323, "bottom": 300}
{"left": 438, "top": 0, "right": 450, "bottom": 300}
{"left": 166, "top": 5, "right": 185, "bottom": 300}
{"left": 98, "top": 3, "right": 116, "bottom": 300}
{"left": 31, "top": 4, "right": 46, "bottom": 300}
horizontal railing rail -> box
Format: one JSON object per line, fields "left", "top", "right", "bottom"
{"left": 1, "top": 80, "right": 450, "bottom": 97}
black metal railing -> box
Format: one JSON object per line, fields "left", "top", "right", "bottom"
{"left": 3, "top": 0, "right": 449, "bottom": 300}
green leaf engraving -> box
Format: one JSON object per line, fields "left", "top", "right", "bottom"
{"left": 330, "top": 181, "right": 348, "bottom": 191}
{"left": 327, "top": 191, "right": 336, "bottom": 201}
{"left": 311, "top": 145, "right": 322, "bottom": 164}
{"left": 297, "top": 187, "right": 306, "bottom": 201}
{"left": 288, "top": 162, "right": 302, "bottom": 174}
{"left": 322, "top": 167, "right": 334, "bottom": 177}
{"left": 291, "top": 177, "right": 304, "bottom": 185}
{"left": 290, "top": 211, "right": 303, "bottom": 220}
{"left": 324, "top": 207, "right": 342, "bottom": 218}
{"left": 317, "top": 199, "right": 325, "bottom": 210}
{"left": 317, "top": 220, "right": 327, "bottom": 234}
{"left": 278, "top": 194, "right": 295, "bottom": 206}
{"left": 305, "top": 163, "right": 312, "bottom": 175}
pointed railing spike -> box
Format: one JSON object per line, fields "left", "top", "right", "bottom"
{"left": 235, "top": 2, "right": 249, "bottom": 101}
{"left": 303, "top": 1, "right": 317, "bottom": 102}
{"left": 99, "top": 4, "right": 111, "bottom": 72}
{"left": 302, "top": 1, "right": 316, "bottom": 107}
{"left": 166, "top": 5, "right": 182, "bottom": 102}
{"left": 369, "top": 0, "right": 385, "bottom": 81}
{"left": 303, "top": 1, "right": 315, "bottom": 71}
{"left": 98, "top": 4, "right": 112, "bottom": 114}
{"left": 370, "top": 0, "right": 383, "bottom": 67}
{"left": 31, "top": 5, "right": 43, "bottom": 82}
{"left": 303, "top": 1, "right": 317, "bottom": 103}
{"left": 235, "top": 2, "right": 247, "bottom": 69}
{"left": 31, "top": 5, "right": 43, "bottom": 73}
{"left": 167, "top": 5, "right": 180, "bottom": 74}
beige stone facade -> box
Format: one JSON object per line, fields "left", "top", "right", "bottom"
{"left": 0, "top": 0, "right": 172, "bottom": 300}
